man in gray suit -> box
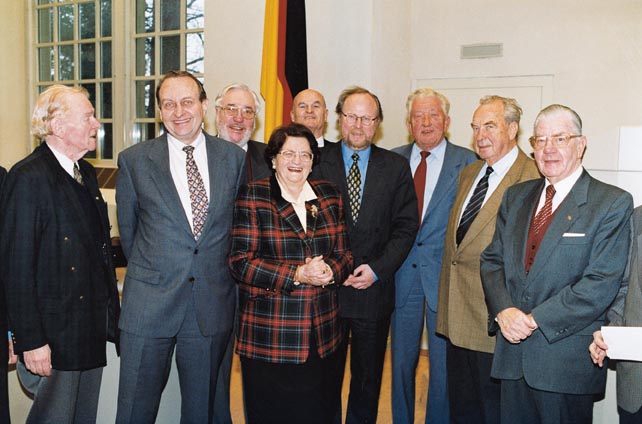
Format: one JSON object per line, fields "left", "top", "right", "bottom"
{"left": 115, "top": 71, "right": 246, "bottom": 423}
{"left": 590, "top": 205, "right": 642, "bottom": 423}
{"left": 390, "top": 88, "right": 476, "bottom": 424}
{"left": 481, "top": 104, "right": 632, "bottom": 423}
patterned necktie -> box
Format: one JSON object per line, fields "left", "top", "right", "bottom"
{"left": 73, "top": 163, "right": 84, "bottom": 186}
{"left": 414, "top": 151, "right": 430, "bottom": 223}
{"left": 347, "top": 153, "right": 362, "bottom": 223}
{"left": 456, "top": 166, "right": 494, "bottom": 245}
{"left": 183, "top": 145, "right": 209, "bottom": 240}
{"left": 531, "top": 185, "right": 556, "bottom": 235}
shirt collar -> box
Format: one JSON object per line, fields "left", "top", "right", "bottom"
{"left": 411, "top": 138, "right": 446, "bottom": 161}
{"left": 341, "top": 141, "right": 371, "bottom": 164}
{"left": 167, "top": 131, "right": 206, "bottom": 151}
{"left": 46, "top": 141, "right": 76, "bottom": 177}
{"left": 486, "top": 145, "right": 519, "bottom": 176}
{"left": 278, "top": 178, "right": 317, "bottom": 205}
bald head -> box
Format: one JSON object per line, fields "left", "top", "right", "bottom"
{"left": 290, "top": 89, "right": 328, "bottom": 139}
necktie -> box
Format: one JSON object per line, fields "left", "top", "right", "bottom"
{"left": 456, "top": 166, "right": 494, "bottom": 245}
{"left": 73, "top": 163, "right": 84, "bottom": 186}
{"left": 347, "top": 153, "right": 362, "bottom": 223}
{"left": 183, "top": 145, "right": 209, "bottom": 240}
{"left": 414, "top": 151, "right": 430, "bottom": 223}
{"left": 531, "top": 185, "right": 556, "bottom": 235}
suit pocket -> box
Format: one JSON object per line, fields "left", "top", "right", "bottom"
{"left": 125, "top": 262, "right": 161, "bottom": 285}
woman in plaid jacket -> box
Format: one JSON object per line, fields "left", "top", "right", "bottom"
{"left": 229, "top": 123, "right": 353, "bottom": 424}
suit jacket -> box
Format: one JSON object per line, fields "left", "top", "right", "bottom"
{"left": 0, "top": 144, "right": 120, "bottom": 371}
{"left": 116, "top": 132, "right": 246, "bottom": 337}
{"left": 392, "top": 141, "right": 476, "bottom": 312}
{"left": 311, "top": 142, "right": 418, "bottom": 319}
{"left": 246, "top": 140, "right": 271, "bottom": 182}
{"left": 436, "top": 149, "right": 539, "bottom": 353}
{"left": 603, "top": 206, "right": 642, "bottom": 413}
{"left": 481, "top": 170, "right": 632, "bottom": 394}
{"left": 0, "top": 166, "right": 7, "bottom": 367}
{"left": 229, "top": 178, "right": 353, "bottom": 364}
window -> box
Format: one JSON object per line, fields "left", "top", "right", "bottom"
{"left": 33, "top": 0, "right": 204, "bottom": 165}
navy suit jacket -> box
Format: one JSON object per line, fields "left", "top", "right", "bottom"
{"left": 311, "top": 142, "right": 418, "bottom": 319}
{"left": 1, "top": 144, "right": 119, "bottom": 370}
{"left": 392, "top": 141, "right": 476, "bottom": 311}
{"left": 116, "top": 132, "right": 246, "bottom": 337}
{"left": 481, "top": 170, "right": 632, "bottom": 394}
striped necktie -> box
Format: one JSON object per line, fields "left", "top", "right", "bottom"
{"left": 456, "top": 166, "right": 493, "bottom": 245}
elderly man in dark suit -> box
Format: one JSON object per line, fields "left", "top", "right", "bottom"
{"left": 481, "top": 104, "right": 632, "bottom": 423}
{"left": 590, "top": 205, "right": 642, "bottom": 423}
{"left": 115, "top": 71, "right": 246, "bottom": 423}
{"left": 0, "top": 85, "right": 120, "bottom": 423}
{"left": 391, "top": 88, "right": 476, "bottom": 424}
{"left": 312, "top": 86, "right": 418, "bottom": 423}
{"left": 291, "top": 88, "right": 334, "bottom": 147}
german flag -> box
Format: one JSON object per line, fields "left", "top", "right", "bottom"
{"left": 260, "top": 0, "right": 309, "bottom": 141}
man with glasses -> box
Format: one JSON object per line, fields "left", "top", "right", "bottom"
{"left": 312, "top": 86, "right": 418, "bottom": 423}
{"left": 291, "top": 88, "right": 334, "bottom": 147}
{"left": 481, "top": 104, "right": 632, "bottom": 423}
{"left": 215, "top": 83, "right": 271, "bottom": 182}
{"left": 436, "top": 95, "right": 539, "bottom": 424}
{"left": 390, "top": 88, "right": 476, "bottom": 424}
{"left": 115, "top": 71, "right": 246, "bottom": 423}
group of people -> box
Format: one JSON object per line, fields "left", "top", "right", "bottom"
{"left": 0, "top": 68, "right": 639, "bottom": 424}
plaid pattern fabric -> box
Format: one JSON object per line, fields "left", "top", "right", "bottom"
{"left": 229, "top": 178, "right": 353, "bottom": 364}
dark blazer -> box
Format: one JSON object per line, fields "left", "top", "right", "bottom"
{"left": 229, "top": 178, "right": 353, "bottom": 364}
{"left": 116, "top": 132, "right": 246, "bottom": 338}
{"left": 0, "top": 144, "right": 120, "bottom": 371}
{"left": 392, "top": 141, "right": 476, "bottom": 312}
{"left": 311, "top": 142, "right": 418, "bottom": 319}
{"left": 246, "top": 140, "right": 271, "bottom": 182}
{"left": 0, "top": 166, "right": 6, "bottom": 423}
{"left": 481, "top": 170, "right": 632, "bottom": 395}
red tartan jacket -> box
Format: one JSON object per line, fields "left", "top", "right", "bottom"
{"left": 229, "top": 177, "right": 353, "bottom": 364}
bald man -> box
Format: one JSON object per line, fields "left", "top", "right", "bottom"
{"left": 291, "top": 89, "right": 334, "bottom": 147}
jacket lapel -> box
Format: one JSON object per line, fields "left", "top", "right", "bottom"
{"left": 422, "top": 142, "right": 461, "bottom": 231}
{"left": 269, "top": 176, "right": 307, "bottom": 239}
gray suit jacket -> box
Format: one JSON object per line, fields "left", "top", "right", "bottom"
{"left": 116, "top": 132, "right": 246, "bottom": 337}
{"left": 481, "top": 170, "right": 632, "bottom": 394}
{"left": 605, "top": 206, "right": 642, "bottom": 413}
{"left": 437, "top": 149, "right": 539, "bottom": 353}
{"left": 391, "top": 141, "right": 476, "bottom": 312}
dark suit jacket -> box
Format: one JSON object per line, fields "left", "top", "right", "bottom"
{"left": 116, "top": 132, "right": 246, "bottom": 338}
{"left": 229, "top": 178, "right": 353, "bottom": 363}
{"left": 0, "top": 144, "right": 120, "bottom": 371}
{"left": 311, "top": 142, "right": 418, "bottom": 319}
{"left": 481, "top": 170, "right": 632, "bottom": 394}
{"left": 392, "top": 141, "right": 476, "bottom": 312}
{"left": 246, "top": 140, "right": 271, "bottom": 182}
{"left": 0, "top": 166, "right": 7, "bottom": 363}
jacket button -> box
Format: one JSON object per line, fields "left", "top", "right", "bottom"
{"left": 70, "top": 266, "right": 76, "bottom": 272}
{"left": 189, "top": 277, "right": 195, "bottom": 283}
{"left": 412, "top": 264, "right": 417, "bottom": 268}
{"left": 79, "top": 295, "right": 84, "bottom": 301}
{"left": 417, "top": 242, "right": 423, "bottom": 247}
{"left": 194, "top": 249, "right": 199, "bottom": 255}
{"left": 452, "top": 261, "right": 457, "bottom": 266}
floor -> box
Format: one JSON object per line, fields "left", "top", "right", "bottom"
{"left": 229, "top": 346, "right": 429, "bottom": 424}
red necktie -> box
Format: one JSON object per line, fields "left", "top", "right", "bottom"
{"left": 531, "top": 185, "right": 556, "bottom": 235}
{"left": 414, "top": 151, "right": 430, "bottom": 222}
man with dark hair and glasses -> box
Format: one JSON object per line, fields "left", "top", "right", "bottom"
{"left": 311, "top": 86, "right": 418, "bottom": 423}
{"left": 481, "top": 104, "right": 632, "bottom": 423}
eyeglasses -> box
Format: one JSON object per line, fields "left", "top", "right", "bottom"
{"left": 217, "top": 105, "right": 256, "bottom": 120}
{"left": 278, "top": 150, "right": 314, "bottom": 162}
{"left": 529, "top": 134, "right": 582, "bottom": 151}
{"left": 340, "top": 112, "right": 378, "bottom": 127}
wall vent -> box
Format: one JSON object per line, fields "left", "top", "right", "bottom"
{"left": 460, "top": 43, "right": 503, "bottom": 59}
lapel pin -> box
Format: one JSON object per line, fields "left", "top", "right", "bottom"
{"left": 567, "top": 215, "right": 572, "bottom": 220}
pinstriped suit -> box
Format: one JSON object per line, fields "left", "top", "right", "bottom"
{"left": 229, "top": 177, "right": 353, "bottom": 363}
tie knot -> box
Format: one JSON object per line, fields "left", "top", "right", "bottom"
{"left": 420, "top": 151, "right": 430, "bottom": 160}
{"left": 485, "top": 166, "right": 494, "bottom": 176}
{"left": 183, "top": 145, "right": 195, "bottom": 156}
{"left": 546, "top": 184, "right": 556, "bottom": 199}
{"left": 351, "top": 153, "right": 359, "bottom": 162}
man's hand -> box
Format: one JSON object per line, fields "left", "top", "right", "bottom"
{"left": 24, "top": 344, "right": 52, "bottom": 376}
{"left": 497, "top": 307, "right": 538, "bottom": 343}
{"left": 8, "top": 338, "right": 17, "bottom": 365}
{"left": 343, "top": 264, "right": 375, "bottom": 290}
{"left": 589, "top": 330, "right": 608, "bottom": 367}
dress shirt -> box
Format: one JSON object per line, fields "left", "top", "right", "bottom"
{"left": 167, "top": 132, "right": 210, "bottom": 233}
{"left": 276, "top": 177, "right": 317, "bottom": 233}
{"left": 316, "top": 136, "right": 325, "bottom": 148}
{"left": 535, "top": 165, "right": 583, "bottom": 214}
{"left": 410, "top": 139, "right": 446, "bottom": 221}
{"left": 341, "top": 142, "right": 371, "bottom": 200}
{"left": 458, "top": 146, "right": 519, "bottom": 224}
{"left": 46, "top": 141, "right": 78, "bottom": 179}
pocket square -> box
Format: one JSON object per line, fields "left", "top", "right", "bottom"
{"left": 563, "top": 232, "right": 585, "bottom": 237}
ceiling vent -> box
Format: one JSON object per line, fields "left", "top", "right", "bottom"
{"left": 461, "top": 43, "right": 503, "bottom": 59}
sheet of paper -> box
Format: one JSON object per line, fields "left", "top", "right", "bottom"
{"left": 601, "top": 326, "right": 642, "bottom": 361}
